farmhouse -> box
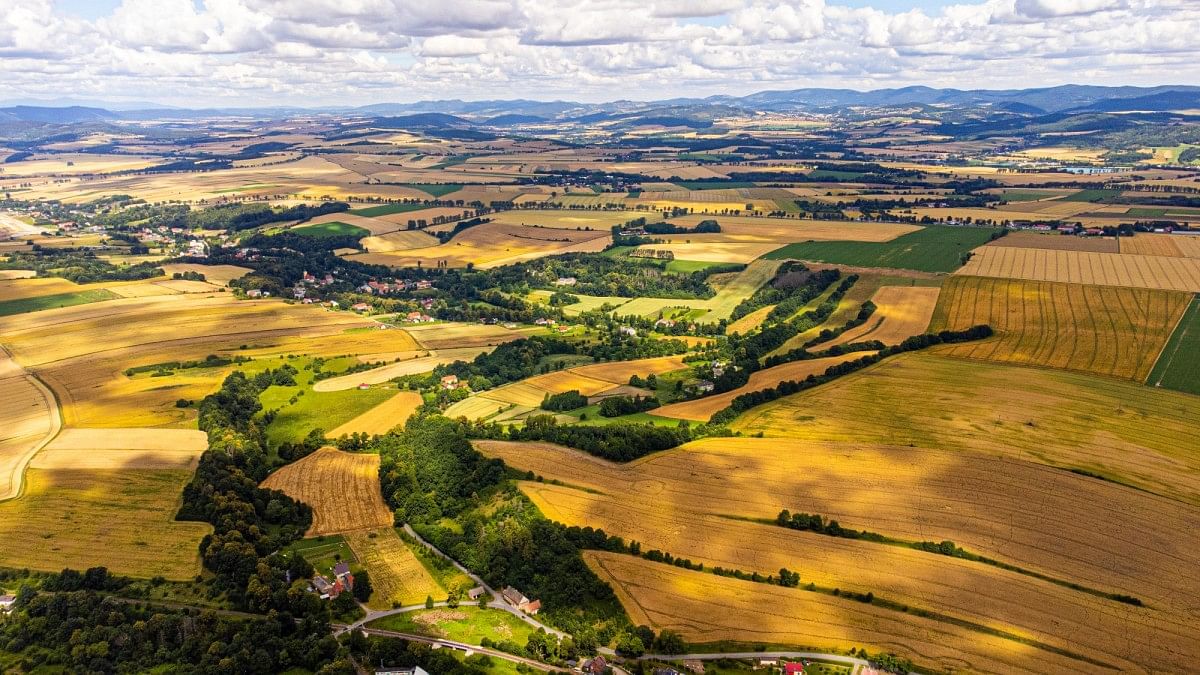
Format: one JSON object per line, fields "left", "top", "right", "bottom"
{"left": 0, "top": 595, "right": 14, "bottom": 613}
{"left": 441, "top": 375, "right": 460, "bottom": 390}
{"left": 555, "top": 276, "right": 578, "bottom": 286}
{"left": 467, "top": 585, "right": 486, "bottom": 600}
{"left": 500, "top": 585, "right": 541, "bottom": 614}
{"left": 351, "top": 302, "right": 371, "bottom": 313}
{"left": 581, "top": 656, "right": 608, "bottom": 674}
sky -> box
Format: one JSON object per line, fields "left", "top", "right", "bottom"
{"left": 1, "top": 0, "right": 1197, "bottom": 108}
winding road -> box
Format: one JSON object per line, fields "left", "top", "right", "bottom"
{"left": 0, "top": 345, "right": 62, "bottom": 501}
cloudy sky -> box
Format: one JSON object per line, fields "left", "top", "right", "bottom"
{"left": 2, "top": 0, "right": 1196, "bottom": 107}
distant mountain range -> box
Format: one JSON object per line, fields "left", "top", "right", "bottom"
{"left": 3, "top": 84, "right": 1200, "bottom": 126}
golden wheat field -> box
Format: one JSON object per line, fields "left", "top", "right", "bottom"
{"left": 0, "top": 467, "right": 211, "bottom": 579}
{"left": 260, "top": 447, "right": 393, "bottom": 536}
{"left": 654, "top": 353, "right": 872, "bottom": 422}
{"left": 810, "top": 286, "right": 940, "bottom": 350}
{"left": 523, "top": 477, "right": 1197, "bottom": 673}
{"left": 362, "top": 229, "right": 442, "bottom": 252}
{"left": 586, "top": 552, "right": 1115, "bottom": 675}
{"left": 478, "top": 437, "right": 1200, "bottom": 621}
{"left": 1120, "top": 232, "right": 1200, "bottom": 258}
{"left": 725, "top": 304, "right": 774, "bottom": 335}
{"left": 158, "top": 263, "right": 252, "bottom": 286}
{"left": 31, "top": 428, "right": 206, "bottom": 471}
{"left": 404, "top": 321, "right": 540, "bottom": 349}
{"left": 347, "top": 221, "right": 611, "bottom": 269}
{"left": 632, "top": 241, "right": 780, "bottom": 263}
{"left": 344, "top": 528, "right": 444, "bottom": 609}
{"left": 733, "top": 352, "right": 1200, "bottom": 504}
{"left": 327, "top": 391, "right": 423, "bottom": 437}
{"left": 956, "top": 246, "right": 1200, "bottom": 291}
{"left": 929, "top": 276, "right": 1189, "bottom": 380}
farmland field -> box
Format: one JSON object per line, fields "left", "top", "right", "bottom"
{"left": 291, "top": 221, "right": 370, "bottom": 238}
{"left": 984, "top": 230, "right": 1118, "bottom": 253}
{"left": 0, "top": 288, "right": 119, "bottom": 316}
{"left": 586, "top": 552, "right": 1147, "bottom": 675}
{"left": 956, "top": 246, "right": 1200, "bottom": 291}
{"left": 733, "top": 352, "right": 1200, "bottom": 504}
{"left": 809, "top": 285, "right": 940, "bottom": 350}
{"left": 344, "top": 528, "right": 445, "bottom": 609}
{"left": 314, "top": 347, "right": 487, "bottom": 391}
{"left": 327, "top": 390, "right": 424, "bottom": 436}
{"left": 930, "top": 276, "right": 1189, "bottom": 379}
{"left": 1120, "top": 232, "right": 1200, "bottom": 258}
{"left": 766, "top": 226, "right": 1000, "bottom": 273}
{"left": 0, "top": 347, "right": 57, "bottom": 500}
{"left": 260, "top": 447, "right": 393, "bottom": 536}
{"left": 1147, "top": 295, "right": 1200, "bottom": 394}
{"left": 367, "top": 607, "right": 537, "bottom": 645}
{"left": 350, "top": 202, "right": 431, "bottom": 217}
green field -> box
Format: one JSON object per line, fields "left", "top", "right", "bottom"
{"left": 0, "top": 288, "right": 119, "bottom": 316}
{"left": 408, "top": 183, "right": 464, "bottom": 198}
{"left": 665, "top": 259, "right": 734, "bottom": 274}
{"left": 349, "top": 203, "right": 430, "bottom": 217}
{"left": 259, "top": 357, "right": 396, "bottom": 446}
{"left": 997, "top": 189, "right": 1068, "bottom": 202}
{"left": 290, "top": 221, "right": 369, "bottom": 238}
{"left": 1062, "top": 188, "right": 1119, "bottom": 203}
{"left": 1147, "top": 295, "right": 1200, "bottom": 394}
{"left": 367, "top": 607, "right": 537, "bottom": 647}
{"left": 764, "top": 225, "right": 1000, "bottom": 273}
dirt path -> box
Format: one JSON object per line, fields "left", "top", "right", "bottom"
{"left": 0, "top": 345, "right": 62, "bottom": 501}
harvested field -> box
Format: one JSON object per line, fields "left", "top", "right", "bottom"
{"left": 261, "top": 447, "right": 392, "bottom": 536}
{"left": 487, "top": 209, "right": 645, "bottom": 230}
{"left": 404, "top": 322, "right": 540, "bottom": 350}
{"left": 347, "top": 221, "right": 611, "bottom": 269}
{"left": 344, "top": 528, "right": 444, "bottom": 609}
{"left": 698, "top": 259, "right": 782, "bottom": 323}
{"left": 0, "top": 270, "right": 36, "bottom": 280}
{"left": 1120, "top": 233, "right": 1200, "bottom": 258}
{"left": 31, "top": 428, "right": 206, "bottom": 471}
{"left": 522, "top": 476, "right": 1198, "bottom": 673}
{"left": 771, "top": 275, "right": 884, "bottom": 356}
{"left": 0, "top": 276, "right": 83, "bottom": 301}
{"left": 572, "top": 355, "right": 688, "bottom": 383}
{"left": 734, "top": 352, "right": 1200, "bottom": 505}
{"left": 586, "top": 552, "right": 1135, "bottom": 675}
{"left": 482, "top": 436, "right": 1200, "bottom": 623}
{"left": 956, "top": 246, "right": 1200, "bottom": 292}
{"left": 0, "top": 347, "right": 58, "bottom": 500}
{"left": 810, "top": 286, "right": 940, "bottom": 351}
{"left": 362, "top": 229, "right": 441, "bottom": 252}
{"left": 654, "top": 353, "right": 872, "bottom": 422}
{"left": 0, "top": 468, "right": 210, "bottom": 579}
{"left": 985, "top": 231, "right": 1118, "bottom": 253}
{"left": 633, "top": 241, "right": 779, "bottom": 263}
{"left": 930, "top": 276, "right": 1189, "bottom": 380}
{"left": 726, "top": 304, "right": 774, "bottom": 335}
{"left": 158, "top": 263, "right": 251, "bottom": 286}
{"left": 327, "top": 391, "right": 424, "bottom": 437}
{"left": 314, "top": 348, "right": 489, "bottom": 392}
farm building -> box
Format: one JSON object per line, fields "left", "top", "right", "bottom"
{"left": 467, "top": 586, "right": 486, "bottom": 600}
{"left": 440, "top": 374, "right": 460, "bottom": 390}
{"left": 500, "top": 585, "right": 541, "bottom": 614}
{"left": 0, "top": 595, "right": 14, "bottom": 613}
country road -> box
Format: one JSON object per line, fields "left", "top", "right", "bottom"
{"left": 0, "top": 345, "right": 62, "bottom": 501}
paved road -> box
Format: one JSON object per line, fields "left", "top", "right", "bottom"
{"left": 354, "top": 625, "right": 569, "bottom": 672}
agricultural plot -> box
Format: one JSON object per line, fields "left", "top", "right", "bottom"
{"left": 361, "top": 229, "right": 441, "bottom": 252}
{"left": 1147, "top": 295, "right": 1200, "bottom": 394}
{"left": 290, "top": 221, "right": 370, "bottom": 238}
{"left": 526, "top": 479, "right": 1199, "bottom": 673}
{"left": 327, "top": 391, "right": 424, "bottom": 437}
{"left": 810, "top": 286, "right": 940, "bottom": 351}
{"left": 930, "top": 276, "right": 1189, "bottom": 380}
{"left": 659, "top": 215, "right": 919, "bottom": 244}
{"left": 404, "top": 322, "right": 541, "bottom": 350}
{"left": 1120, "top": 233, "right": 1200, "bottom": 258}
{"left": 956, "top": 246, "right": 1200, "bottom": 292}
{"left": 725, "top": 304, "right": 774, "bottom": 335}
{"left": 261, "top": 447, "right": 393, "bottom": 536}
{"left": 347, "top": 221, "right": 611, "bottom": 269}
{"left": 770, "top": 275, "right": 884, "bottom": 356}
{"left": 367, "top": 607, "right": 537, "bottom": 646}
{"left": 654, "top": 353, "right": 872, "bottom": 422}
{"left": 0, "top": 289, "right": 119, "bottom": 316}
{"left": 766, "top": 226, "right": 1001, "bottom": 273}
{"left": 158, "top": 263, "right": 251, "bottom": 286}
{"left": 633, "top": 241, "right": 779, "bottom": 263}
{"left": 344, "top": 528, "right": 444, "bottom": 609}
{"left": 734, "top": 352, "right": 1200, "bottom": 505}
{"left": 0, "top": 276, "right": 86, "bottom": 301}
{"left": 350, "top": 203, "right": 431, "bottom": 217}
{"left": 0, "top": 427, "right": 209, "bottom": 580}
{"left": 586, "top": 552, "right": 1136, "bottom": 675}
{"left": 481, "top": 436, "right": 1200, "bottom": 624}
{"left": 984, "top": 230, "right": 1118, "bottom": 253}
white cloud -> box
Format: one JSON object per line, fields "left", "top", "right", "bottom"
{"left": 0, "top": 0, "right": 1196, "bottom": 106}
